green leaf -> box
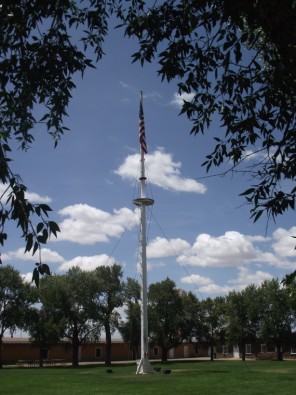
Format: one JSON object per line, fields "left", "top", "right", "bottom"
{"left": 49, "top": 221, "right": 60, "bottom": 237}
{"left": 25, "top": 233, "right": 33, "bottom": 253}
{"left": 252, "top": 210, "right": 263, "bottom": 222}
{"left": 240, "top": 188, "right": 255, "bottom": 196}
{"left": 32, "top": 268, "right": 40, "bottom": 288}
{"left": 36, "top": 222, "right": 44, "bottom": 234}
{"left": 40, "top": 263, "right": 51, "bottom": 276}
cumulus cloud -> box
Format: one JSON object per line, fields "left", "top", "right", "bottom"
{"left": 58, "top": 254, "right": 116, "bottom": 272}
{"left": 271, "top": 226, "right": 296, "bottom": 257}
{"left": 180, "top": 267, "right": 274, "bottom": 296}
{"left": 180, "top": 274, "right": 212, "bottom": 286}
{"left": 22, "top": 272, "right": 35, "bottom": 284}
{"left": 147, "top": 237, "right": 191, "bottom": 258}
{"left": 2, "top": 247, "right": 64, "bottom": 263}
{"left": 114, "top": 149, "right": 206, "bottom": 194}
{"left": 177, "top": 231, "right": 265, "bottom": 268}
{"left": 149, "top": 228, "right": 296, "bottom": 271}
{"left": 228, "top": 266, "right": 273, "bottom": 286}
{"left": 136, "top": 260, "right": 166, "bottom": 274}
{"left": 57, "top": 204, "right": 138, "bottom": 244}
{"left": 0, "top": 183, "right": 52, "bottom": 203}
{"left": 170, "top": 92, "right": 195, "bottom": 108}
{"left": 199, "top": 283, "right": 237, "bottom": 295}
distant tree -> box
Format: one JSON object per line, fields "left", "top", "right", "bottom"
{"left": 40, "top": 268, "right": 100, "bottom": 367}
{"left": 118, "top": 277, "right": 141, "bottom": 360}
{"left": 200, "top": 296, "right": 226, "bottom": 361}
{"left": 258, "top": 279, "right": 295, "bottom": 361}
{"left": 282, "top": 267, "right": 296, "bottom": 296}
{"left": 119, "top": 0, "right": 296, "bottom": 223}
{"left": 148, "top": 278, "right": 193, "bottom": 362}
{"left": 0, "top": 265, "right": 35, "bottom": 368}
{"left": 178, "top": 290, "right": 202, "bottom": 343}
{"left": 225, "top": 285, "right": 260, "bottom": 361}
{"left": 91, "top": 264, "right": 124, "bottom": 366}
{"left": 24, "top": 306, "right": 62, "bottom": 367}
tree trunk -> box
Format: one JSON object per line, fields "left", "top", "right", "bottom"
{"left": 72, "top": 325, "right": 79, "bottom": 367}
{"left": 39, "top": 346, "right": 44, "bottom": 368}
{"left": 241, "top": 343, "right": 246, "bottom": 361}
{"left": 161, "top": 347, "right": 168, "bottom": 362}
{"left": 132, "top": 345, "right": 138, "bottom": 360}
{"left": 105, "top": 320, "right": 112, "bottom": 366}
{"left": 276, "top": 341, "right": 283, "bottom": 361}
{"left": 210, "top": 330, "right": 214, "bottom": 361}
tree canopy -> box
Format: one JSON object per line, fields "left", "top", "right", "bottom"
{"left": 119, "top": 0, "right": 296, "bottom": 223}
{"left": 0, "top": 0, "right": 115, "bottom": 276}
{"left": 0, "top": 1, "right": 295, "bottom": 275}
{"left": 0, "top": 265, "right": 35, "bottom": 368}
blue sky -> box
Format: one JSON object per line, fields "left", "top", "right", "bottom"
{"left": 1, "top": 22, "right": 296, "bottom": 300}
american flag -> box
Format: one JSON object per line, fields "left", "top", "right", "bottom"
{"left": 139, "top": 95, "right": 148, "bottom": 154}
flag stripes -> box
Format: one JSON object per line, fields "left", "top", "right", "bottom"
{"left": 139, "top": 95, "right": 148, "bottom": 154}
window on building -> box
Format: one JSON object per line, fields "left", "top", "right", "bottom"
{"left": 153, "top": 347, "right": 159, "bottom": 357}
{"left": 245, "top": 344, "right": 252, "bottom": 354}
{"left": 95, "top": 347, "right": 102, "bottom": 358}
{"left": 291, "top": 346, "right": 296, "bottom": 355}
{"left": 222, "top": 345, "right": 228, "bottom": 355}
{"left": 260, "top": 344, "right": 267, "bottom": 353}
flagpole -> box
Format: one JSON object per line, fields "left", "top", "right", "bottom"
{"left": 133, "top": 92, "right": 154, "bottom": 374}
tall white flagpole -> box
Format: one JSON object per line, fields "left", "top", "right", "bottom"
{"left": 133, "top": 92, "right": 154, "bottom": 374}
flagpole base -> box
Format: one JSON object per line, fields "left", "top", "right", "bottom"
{"left": 136, "top": 356, "right": 154, "bottom": 375}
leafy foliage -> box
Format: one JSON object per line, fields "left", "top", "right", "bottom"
{"left": 148, "top": 278, "right": 197, "bottom": 361}
{"left": 39, "top": 267, "right": 102, "bottom": 367}
{"left": 118, "top": 278, "right": 141, "bottom": 359}
{"left": 1, "top": 1, "right": 295, "bottom": 282}
{"left": 0, "top": 0, "right": 117, "bottom": 275}
{"left": 0, "top": 265, "right": 36, "bottom": 368}
{"left": 259, "top": 278, "right": 295, "bottom": 360}
{"left": 225, "top": 285, "right": 260, "bottom": 361}
{"left": 118, "top": 0, "right": 296, "bottom": 222}
{"left": 92, "top": 264, "right": 124, "bottom": 365}
{"left": 200, "top": 296, "right": 226, "bottom": 361}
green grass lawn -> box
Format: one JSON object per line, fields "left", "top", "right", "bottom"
{"left": 1, "top": 360, "right": 296, "bottom": 395}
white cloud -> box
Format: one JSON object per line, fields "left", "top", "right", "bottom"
{"left": 147, "top": 237, "right": 191, "bottom": 258}
{"left": 119, "top": 81, "right": 131, "bottom": 89}
{"left": 58, "top": 254, "right": 116, "bottom": 272}
{"left": 57, "top": 204, "right": 138, "bottom": 244}
{"left": 180, "top": 274, "right": 212, "bottom": 286}
{"left": 137, "top": 260, "right": 166, "bottom": 274}
{"left": 170, "top": 92, "right": 195, "bottom": 108}
{"left": 271, "top": 226, "right": 296, "bottom": 257}
{"left": 2, "top": 247, "right": 64, "bottom": 263}
{"left": 114, "top": 149, "right": 206, "bottom": 194}
{"left": 199, "top": 283, "right": 238, "bottom": 295}
{"left": 0, "top": 183, "right": 52, "bottom": 203}
{"left": 143, "top": 91, "right": 162, "bottom": 102}
{"left": 180, "top": 267, "right": 274, "bottom": 296}
{"left": 22, "top": 272, "right": 35, "bottom": 284}
{"left": 177, "top": 231, "right": 266, "bottom": 268}
{"left": 228, "top": 266, "right": 273, "bottom": 286}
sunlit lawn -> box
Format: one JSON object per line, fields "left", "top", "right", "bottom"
{"left": 1, "top": 360, "right": 296, "bottom": 395}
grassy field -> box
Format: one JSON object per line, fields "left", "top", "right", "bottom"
{"left": 1, "top": 360, "right": 296, "bottom": 395}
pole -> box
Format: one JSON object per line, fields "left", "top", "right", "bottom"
{"left": 133, "top": 92, "right": 154, "bottom": 374}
